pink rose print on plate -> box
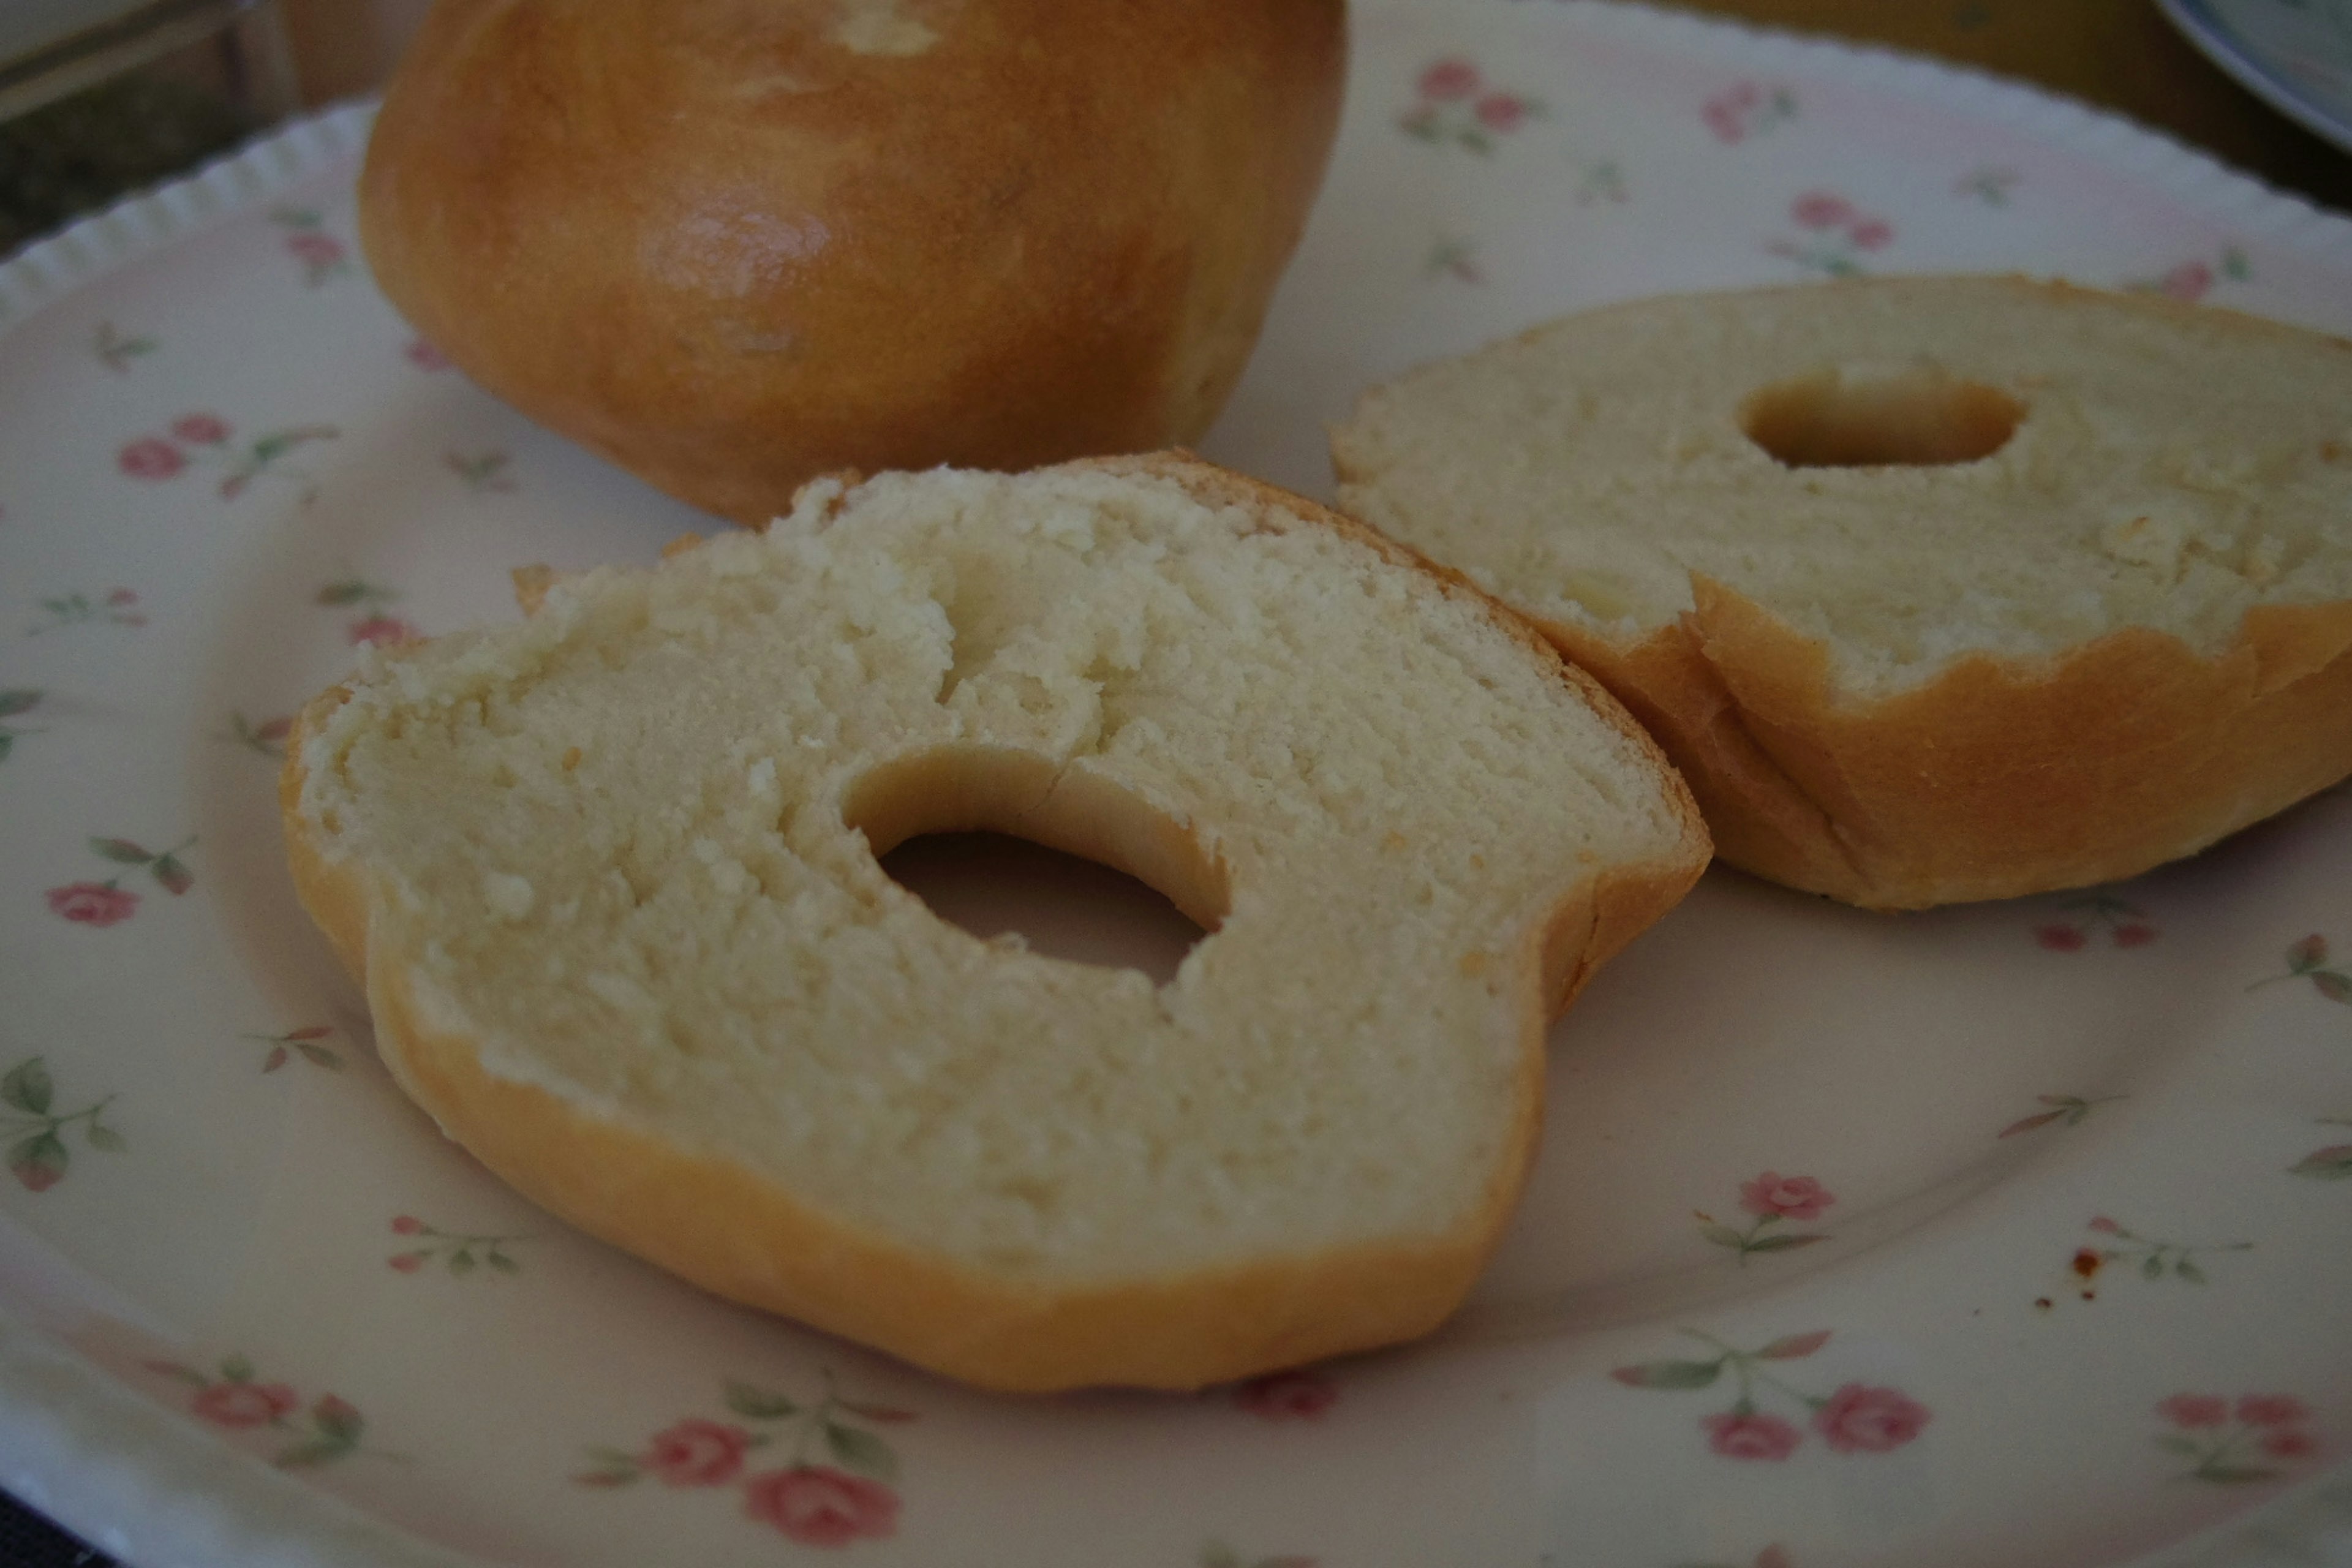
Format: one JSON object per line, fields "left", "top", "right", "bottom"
{"left": 2162, "top": 1393, "right": 2231, "bottom": 1428}
{"left": 1694, "top": 1172, "right": 1833, "bottom": 1264}
{"left": 47, "top": 835, "right": 197, "bottom": 925}
{"left": 1702, "top": 1410, "right": 1803, "bottom": 1461}
{"left": 29, "top": 587, "right": 145, "bottom": 633}
{"left": 1766, "top": 190, "right": 1893, "bottom": 276}
{"left": 1476, "top": 93, "right": 1529, "bottom": 133}
{"left": 2128, "top": 244, "right": 2250, "bottom": 302}
{"left": 1611, "top": 1329, "right": 1929, "bottom": 1462}
{"left": 1743, "top": 1172, "right": 1830, "bottom": 1221}
{"left": 1400, "top": 58, "right": 1545, "bottom": 154}
{"left": 1232, "top": 1366, "right": 1339, "bottom": 1420}
{"left": 270, "top": 206, "right": 355, "bottom": 286}
{"left": 2237, "top": 1395, "right": 2310, "bottom": 1427}
{"left": 317, "top": 578, "right": 421, "bottom": 646}
{"left": 744, "top": 1465, "right": 899, "bottom": 1547}
{"left": 2034, "top": 892, "right": 2158, "bottom": 951}
{"left": 117, "top": 413, "right": 339, "bottom": 504}
{"left": 384, "top": 1212, "right": 529, "bottom": 1275}
{"left": 118, "top": 437, "right": 183, "bottom": 479}
{"left": 192, "top": 1379, "right": 300, "bottom": 1428}
{"left": 645, "top": 1418, "right": 756, "bottom": 1487}
{"left": 1419, "top": 58, "right": 1479, "bottom": 99}
{"left": 2156, "top": 1392, "right": 2322, "bottom": 1483}
{"left": 405, "top": 336, "right": 453, "bottom": 371}
{"left": 287, "top": 231, "right": 342, "bottom": 270}
{"left": 1789, "top": 191, "right": 1852, "bottom": 230}
{"left": 578, "top": 1370, "right": 914, "bottom": 1547}
{"left": 44, "top": 883, "right": 136, "bottom": 927}
{"left": 1702, "top": 80, "right": 1796, "bottom": 143}
{"left": 1813, "top": 1383, "right": 1932, "bottom": 1453}
{"left": 349, "top": 614, "right": 423, "bottom": 647}
{"left": 145, "top": 1354, "right": 385, "bottom": 1468}
{"left": 2250, "top": 934, "right": 2352, "bottom": 1003}
{"left": 0, "top": 1056, "right": 124, "bottom": 1191}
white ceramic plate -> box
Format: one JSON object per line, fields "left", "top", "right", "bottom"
{"left": 2161, "top": 0, "right": 2352, "bottom": 157}
{"left": 4, "top": 4, "right": 2352, "bottom": 1566}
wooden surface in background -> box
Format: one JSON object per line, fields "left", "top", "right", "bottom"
{"left": 281, "top": 0, "right": 431, "bottom": 105}
{"left": 275, "top": 1, "right": 2351, "bottom": 213}
{"left": 1676, "top": 0, "right": 2352, "bottom": 211}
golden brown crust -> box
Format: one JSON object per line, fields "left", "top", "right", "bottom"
{"left": 279, "top": 453, "right": 1709, "bottom": 1391}
{"left": 508, "top": 565, "right": 557, "bottom": 617}
{"left": 360, "top": 0, "right": 1346, "bottom": 524}
{"left": 1331, "top": 274, "right": 2352, "bottom": 910}
{"left": 1531, "top": 609, "right": 1860, "bottom": 902}
{"left": 1532, "top": 582, "right": 2352, "bottom": 910}
{"left": 282, "top": 726, "right": 1694, "bottom": 1394}
{"left": 280, "top": 687, "right": 370, "bottom": 979}
{"left": 362, "top": 927, "right": 1487, "bottom": 1393}
{"left": 1094, "top": 453, "right": 1714, "bottom": 945}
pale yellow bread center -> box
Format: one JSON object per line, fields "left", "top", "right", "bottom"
{"left": 287, "top": 456, "right": 1705, "bottom": 1387}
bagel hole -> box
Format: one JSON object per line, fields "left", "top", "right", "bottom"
{"left": 878, "top": 833, "right": 1209, "bottom": 987}
{"left": 843, "top": 748, "right": 1228, "bottom": 987}
{"left": 1740, "top": 366, "right": 2024, "bottom": 468}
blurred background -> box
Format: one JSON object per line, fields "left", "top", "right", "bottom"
{"left": 0, "top": 1, "right": 2343, "bottom": 1565}
{"left": 0, "top": 0, "right": 2346, "bottom": 263}
{"left": 0, "top": 0, "right": 424, "bottom": 256}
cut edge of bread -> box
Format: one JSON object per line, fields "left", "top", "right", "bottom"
{"left": 288, "top": 744, "right": 1702, "bottom": 1390}
{"left": 1528, "top": 578, "right": 2352, "bottom": 909}
{"left": 1329, "top": 276, "right": 2352, "bottom": 909}
{"left": 281, "top": 452, "right": 1710, "bottom": 1390}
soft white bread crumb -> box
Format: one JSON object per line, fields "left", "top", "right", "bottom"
{"left": 284, "top": 452, "right": 1706, "bottom": 1390}
{"left": 1332, "top": 276, "right": 2352, "bottom": 908}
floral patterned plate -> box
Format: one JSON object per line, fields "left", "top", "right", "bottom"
{"left": 3, "top": 4, "right": 2352, "bottom": 1566}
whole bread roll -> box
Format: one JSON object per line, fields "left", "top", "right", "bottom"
{"left": 282, "top": 453, "right": 1707, "bottom": 1392}
{"left": 358, "top": 0, "right": 1346, "bottom": 524}
{"left": 1332, "top": 276, "right": 2352, "bottom": 910}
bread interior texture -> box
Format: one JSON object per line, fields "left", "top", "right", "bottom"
{"left": 293, "top": 461, "right": 1696, "bottom": 1293}
{"left": 1334, "top": 278, "right": 2352, "bottom": 698}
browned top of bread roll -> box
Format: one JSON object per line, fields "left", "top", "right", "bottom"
{"left": 359, "top": 0, "right": 1346, "bottom": 523}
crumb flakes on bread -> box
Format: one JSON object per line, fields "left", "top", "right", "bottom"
{"left": 284, "top": 452, "right": 1706, "bottom": 1390}
{"left": 1333, "top": 276, "right": 2352, "bottom": 909}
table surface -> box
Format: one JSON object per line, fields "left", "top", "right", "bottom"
{"left": 0, "top": 2, "right": 2345, "bottom": 1566}
{"left": 1685, "top": 0, "right": 2352, "bottom": 211}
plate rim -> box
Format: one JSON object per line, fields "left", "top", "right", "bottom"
{"left": 2158, "top": 0, "right": 2352, "bottom": 160}
{"left": 0, "top": 92, "right": 486, "bottom": 1568}
{"left": 1, "top": 6, "right": 2350, "bottom": 1564}
{"left": 0, "top": 1306, "right": 482, "bottom": 1568}
{"left": 1553, "top": 0, "right": 2352, "bottom": 257}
